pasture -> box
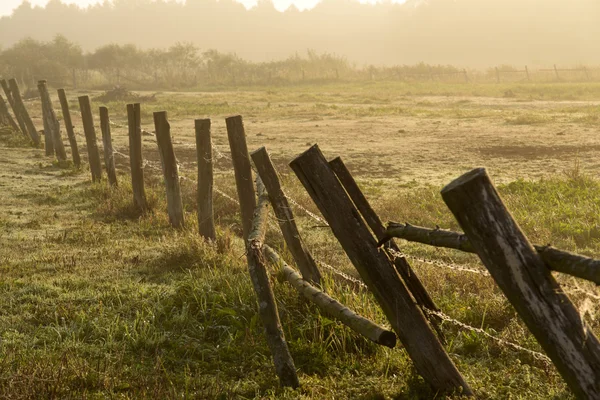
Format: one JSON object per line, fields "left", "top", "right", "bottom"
{"left": 0, "top": 80, "right": 599, "bottom": 399}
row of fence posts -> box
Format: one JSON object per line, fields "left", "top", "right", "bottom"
{"left": 1, "top": 77, "right": 599, "bottom": 398}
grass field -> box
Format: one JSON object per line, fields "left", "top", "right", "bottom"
{"left": 1, "top": 80, "right": 600, "bottom": 399}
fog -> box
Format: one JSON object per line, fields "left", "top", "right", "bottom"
{"left": 1, "top": 0, "right": 599, "bottom": 67}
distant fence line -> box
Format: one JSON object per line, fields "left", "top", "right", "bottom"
{"left": 1, "top": 77, "right": 600, "bottom": 398}
{"left": 7, "top": 63, "right": 600, "bottom": 92}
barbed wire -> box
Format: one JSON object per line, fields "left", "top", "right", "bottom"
{"left": 422, "top": 308, "right": 552, "bottom": 364}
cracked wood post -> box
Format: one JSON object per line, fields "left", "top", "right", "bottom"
{"left": 99, "top": 107, "right": 118, "bottom": 186}
{"left": 441, "top": 168, "right": 600, "bottom": 399}
{"left": 246, "top": 179, "right": 299, "bottom": 388}
{"left": 39, "top": 82, "right": 55, "bottom": 156}
{"left": 78, "top": 96, "right": 103, "bottom": 182}
{"left": 8, "top": 79, "right": 40, "bottom": 146}
{"left": 0, "top": 95, "right": 20, "bottom": 133}
{"left": 1, "top": 79, "right": 28, "bottom": 138}
{"left": 380, "top": 222, "right": 600, "bottom": 285}
{"left": 57, "top": 89, "right": 81, "bottom": 167}
{"left": 263, "top": 244, "right": 396, "bottom": 348}
{"left": 251, "top": 146, "right": 322, "bottom": 285}
{"left": 226, "top": 115, "right": 256, "bottom": 240}
{"left": 127, "top": 103, "right": 147, "bottom": 211}
{"left": 154, "top": 111, "right": 184, "bottom": 228}
{"left": 328, "top": 156, "right": 444, "bottom": 339}
{"left": 38, "top": 80, "right": 67, "bottom": 161}
{"left": 290, "top": 145, "right": 472, "bottom": 396}
{"left": 195, "top": 119, "right": 216, "bottom": 241}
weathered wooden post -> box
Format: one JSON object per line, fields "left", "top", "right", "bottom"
{"left": 525, "top": 65, "right": 530, "bottom": 81}
{"left": 8, "top": 79, "right": 40, "bottom": 145}
{"left": 328, "top": 157, "right": 443, "bottom": 335}
{"left": 251, "top": 146, "right": 322, "bottom": 285}
{"left": 99, "top": 107, "right": 118, "bottom": 186}
{"left": 153, "top": 111, "right": 184, "bottom": 228}
{"left": 554, "top": 64, "right": 560, "bottom": 81}
{"left": 127, "top": 103, "right": 147, "bottom": 211}
{"left": 195, "top": 119, "right": 216, "bottom": 241}
{"left": 78, "top": 95, "right": 103, "bottom": 182}
{"left": 57, "top": 89, "right": 81, "bottom": 167}
{"left": 441, "top": 168, "right": 600, "bottom": 399}
{"left": 225, "top": 115, "right": 256, "bottom": 240}
{"left": 0, "top": 79, "right": 27, "bottom": 137}
{"left": 0, "top": 95, "right": 19, "bottom": 133}
{"left": 39, "top": 83, "right": 55, "bottom": 156}
{"left": 290, "top": 145, "right": 472, "bottom": 396}
{"left": 38, "top": 80, "right": 67, "bottom": 161}
{"left": 246, "top": 179, "right": 299, "bottom": 388}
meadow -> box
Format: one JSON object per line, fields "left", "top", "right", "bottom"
{"left": 1, "top": 80, "right": 599, "bottom": 399}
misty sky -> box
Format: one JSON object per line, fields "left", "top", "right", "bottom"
{"left": 0, "top": 0, "right": 404, "bottom": 15}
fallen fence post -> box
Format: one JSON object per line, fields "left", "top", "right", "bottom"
{"left": 195, "top": 119, "right": 216, "bottom": 241}
{"left": 99, "top": 107, "right": 118, "bottom": 186}
{"left": 8, "top": 79, "right": 40, "bottom": 146}
{"left": 127, "top": 103, "right": 147, "bottom": 211}
{"left": 38, "top": 80, "right": 67, "bottom": 161}
{"left": 57, "top": 89, "right": 81, "bottom": 167}
{"left": 380, "top": 222, "right": 600, "bottom": 285}
{"left": 246, "top": 178, "right": 299, "bottom": 388}
{"left": 153, "top": 111, "right": 184, "bottom": 228}
{"left": 0, "top": 95, "right": 19, "bottom": 133}
{"left": 1, "top": 79, "right": 28, "bottom": 137}
{"left": 328, "top": 157, "right": 443, "bottom": 337}
{"left": 290, "top": 144, "right": 472, "bottom": 396}
{"left": 441, "top": 168, "right": 600, "bottom": 399}
{"left": 226, "top": 115, "right": 256, "bottom": 240}
{"left": 251, "top": 146, "right": 322, "bottom": 285}
{"left": 78, "top": 96, "right": 103, "bottom": 182}
{"left": 263, "top": 244, "right": 396, "bottom": 348}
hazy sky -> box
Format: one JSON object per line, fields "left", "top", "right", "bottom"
{"left": 0, "top": 0, "right": 403, "bottom": 15}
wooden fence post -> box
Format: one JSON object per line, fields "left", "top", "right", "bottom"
{"left": 0, "top": 95, "right": 19, "bottom": 133}
{"left": 328, "top": 157, "right": 443, "bottom": 336}
{"left": 495, "top": 67, "right": 500, "bottom": 83}
{"left": 246, "top": 179, "right": 299, "bottom": 388}
{"left": 78, "top": 95, "right": 103, "bottom": 182}
{"left": 0, "top": 79, "right": 28, "bottom": 137}
{"left": 554, "top": 64, "right": 560, "bottom": 81}
{"left": 127, "top": 103, "right": 147, "bottom": 211}
{"left": 525, "top": 65, "right": 530, "bottom": 81}
{"left": 38, "top": 80, "right": 67, "bottom": 161}
{"left": 195, "top": 119, "right": 216, "bottom": 241}
{"left": 153, "top": 111, "right": 184, "bottom": 228}
{"left": 39, "top": 83, "right": 55, "bottom": 156}
{"left": 99, "top": 107, "right": 118, "bottom": 186}
{"left": 290, "top": 145, "right": 472, "bottom": 396}
{"left": 8, "top": 79, "right": 40, "bottom": 146}
{"left": 441, "top": 168, "right": 600, "bottom": 399}
{"left": 225, "top": 115, "right": 256, "bottom": 240}
{"left": 57, "top": 89, "right": 81, "bottom": 167}
{"left": 251, "top": 146, "right": 322, "bottom": 285}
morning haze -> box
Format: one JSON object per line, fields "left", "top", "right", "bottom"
{"left": 0, "top": 0, "right": 599, "bottom": 67}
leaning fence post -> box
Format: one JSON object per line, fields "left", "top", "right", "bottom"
{"left": 0, "top": 95, "right": 19, "bottom": 133}
{"left": 38, "top": 80, "right": 67, "bottom": 161}
{"left": 8, "top": 78, "right": 40, "bottom": 146}
{"left": 127, "top": 104, "right": 147, "bottom": 211}
{"left": 441, "top": 168, "right": 600, "bottom": 399}
{"left": 78, "top": 95, "right": 103, "bottom": 182}
{"left": 195, "top": 119, "right": 216, "bottom": 240}
{"left": 246, "top": 178, "right": 299, "bottom": 388}
{"left": 251, "top": 146, "right": 322, "bottom": 285}
{"left": 153, "top": 111, "right": 184, "bottom": 228}
{"left": 226, "top": 115, "right": 256, "bottom": 240}
{"left": 290, "top": 145, "right": 472, "bottom": 396}
{"left": 328, "top": 156, "right": 443, "bottom": 337}
{"left": 99, "top": 107, "right": 118, "bottom": 186}
{"left": 1, "top": 79, "right": 28, "bottom": 138}
{"left": 39, "top": 82, "right": 55, "bottom": 156}
{"left": 57, "top": 89, "right": 81, "bottom": 167}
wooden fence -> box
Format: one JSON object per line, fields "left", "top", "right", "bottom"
{"left": 1, "top": 77, "right": 600, "bottom": 398}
